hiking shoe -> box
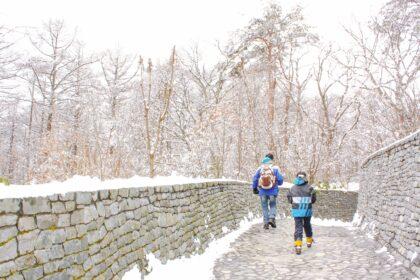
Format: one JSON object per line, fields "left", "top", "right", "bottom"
{"left": 268, "top": 218, "right": 276, "bottom": 228}
{"left": 263, "top": 223, "right": 269, "bottom": 230}
{"left": 294, "top": 240, "right": 302, "bottom": 255}
{"left": 306, "top": 237, "right": 313, "bottom": 248}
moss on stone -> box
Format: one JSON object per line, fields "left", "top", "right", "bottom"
{"left": 49, "top": 225, "right": 57, "bottom": 231}
{"left": 0, "top": 236, "right": 15, "bottom": 247}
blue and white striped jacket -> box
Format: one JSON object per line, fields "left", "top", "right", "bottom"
{"left": 287, "top": 183, "right": 316, "bottom": 217}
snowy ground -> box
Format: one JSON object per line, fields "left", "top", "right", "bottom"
{"left": 123, "top": 216, "right": 416, "bottom": 280}
{"left": 213, "top": 217, "right": 417, "bottom": 280}
{"left": 122, "top": 214, "right": 261, "bottom": 280}
{"left": 0, "top": 174, "right": 246, "bottom": 199}
{"left": 121, "top": 216, "right": 359, "bottom": 280}
{"left": 311, "top": 217, "right": 353, "bottom": 228}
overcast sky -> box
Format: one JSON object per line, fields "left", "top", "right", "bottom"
{"left": 1, "top": 0, "right": 386, "bottom": 61}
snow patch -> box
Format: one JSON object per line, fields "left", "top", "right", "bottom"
{"left": 347, "top": 182, "right": 359, "bottom": 191}
{"left": 356, "top": 214, "right": 377, "bottom": 238}
{"left": 410, "top": 251, "right": 418, "bottom": 263}
{"left": 311, "top": 217, "right": 353, "bottom": 227}
{"left": 193, "top": 237, "right": 201, "bottom": 245}
{"left": 122, "top": 265, "right": 141, "bottom": 280}
{"left": 362, "top": 222, "right": 377, "bottom": 240}
{"left": 0, "top": 175, "right": 247, "bottom": 199}
{"left": 312, "top": 181, "right": 359, "bottom": 191}
{"left": 352, "top": 212, "right": 363, "bottom": 227}
{"left": 122, "top": 215, "right": 260, "bottom": 280}
{"left": 375, "top": 246, "right": 387, "bottom": 254}
{"left": 280, "top": 182, "right": 294, "bottom": 189}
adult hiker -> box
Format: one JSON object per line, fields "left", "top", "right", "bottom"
{"left": 251, "top": 153, "right": 284, "bottom": 229}
{"left": 287, "top": 171, "right": 317, "bottom": 255}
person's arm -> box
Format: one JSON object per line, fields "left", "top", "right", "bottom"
{"left": 310, "top": 186, "right": 316, "bottom": 204}
{"left": 252, "top": 169, "right": 260, "bottom": 193}
{"left": 286, "top": 188, "right": 293, "bottom": 204}
{"left": 274, "top": 168, "right": 283, "bottom": 186}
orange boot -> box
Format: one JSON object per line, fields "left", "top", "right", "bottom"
{"left": 306, "top": 237, "right": 313, "bottom": 248}
{"left": 294, "top": 240, "right": 302, "bottom": 255}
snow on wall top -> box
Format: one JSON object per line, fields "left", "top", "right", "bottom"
{"left": 0, "top": 175, "right": 248, "bottom": 200}
{"left": 361, "top": 129, "right": 420, "bottom": 168}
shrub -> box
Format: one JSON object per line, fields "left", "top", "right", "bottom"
{"left": 0, "top": 177, "right": 10, "bottom": 186}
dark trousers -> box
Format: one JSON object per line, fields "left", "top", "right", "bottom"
{"left": 294, "top": 216, "right": 313, "bottom": 241}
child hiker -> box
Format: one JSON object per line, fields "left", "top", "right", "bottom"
{"left": 252, "top": 153, "right": 284, "bottom": 229}
{"left": 287, "top": 171, "right": 316, "bottom": 255}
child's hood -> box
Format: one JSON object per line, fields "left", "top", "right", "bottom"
{"left": 293, "top": 177, "right": 307, "bottom": 186}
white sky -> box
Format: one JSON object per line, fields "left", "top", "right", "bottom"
{"left": 1, "top": 0, "right": 386, "bottom": 62}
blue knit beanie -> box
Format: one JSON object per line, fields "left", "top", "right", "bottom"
{"left": 261, "top": 156, "right": 273, "bottom": 164}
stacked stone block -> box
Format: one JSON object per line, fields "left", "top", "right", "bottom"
{"left": 358, "top": 130, "right": 419, "bottom": 277}
{"left": 0, "top": 182, "right": 261, "bottom": 279}
{"left": 0, "top": 181, "right": 357, "bottom": 279}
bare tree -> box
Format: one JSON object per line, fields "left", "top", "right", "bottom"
{"left": 0, "top": 0, "right": 416, "bottom": 186}
{"left": 235, "top": 4, "right": 317, "bottom": 152}
{"left": 139, "top": 47, "right": 176, "bottom": 177}
{"left": 304, "top": 46, "right": 361, "bottom": 181}
{"left": 0, "top": 25, "right": 19, "bottom": 180}
{"left": 24, "top": 20, "right": 93, "bottom": 182}
{"left": 0, "top": 25, "right": 18, "bottom": 96}
{"left": 345, "top": 0, "right": 419, "bottom": 141}
{"left": 99, "top": 50, "right": 138, "bottom": 177}
{"left": 67, "top": 47, "right": 96, "bottom": 175}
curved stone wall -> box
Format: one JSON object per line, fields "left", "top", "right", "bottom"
{"left": 277, "top": 188, "right": 358, "bottom": 222}
{"left": 357, "top": 130, "right": 419, "bottom": 277}
{"left": 0, "top": 181, "right": 357, "bottom": 279}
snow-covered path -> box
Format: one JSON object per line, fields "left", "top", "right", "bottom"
{"left": 213, "top": 218, "right": 416, "bottom": 280}
{"left": 122, "top": 217, "right": 261, "bottom": 280}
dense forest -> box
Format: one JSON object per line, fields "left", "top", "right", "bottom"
{"left": 0, "top": 0, "right": 418, "bottom": 185}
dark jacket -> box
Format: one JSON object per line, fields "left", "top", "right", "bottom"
{"left": 287, "top": 182, "right": 316, "bottom": 217}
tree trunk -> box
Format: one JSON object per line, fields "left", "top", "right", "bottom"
{"left": 25, "top": 84, "right": 35, "bottom": 182}
{"left": 149, "top": 153, "right": 155, "bottom": 178}
{"left": 7, "top": 117, "right": 16, "bottom": 179}
{"left": 267, "top": 46, "right": 276, "bottom": 152}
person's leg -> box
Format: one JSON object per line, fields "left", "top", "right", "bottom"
{"left": 294, "top": 217, "right": 304, "bottom": 254}
{"left": 268, "top": 195, "right": 277, "bottom": 219}
{"left": 294, "top": 217, "right": 304, "bottom": 241}
{"left": 303, "top": 216, "right": 313, "bottom": 247}
{"left": 303, "top": 216, "right": 313, "bottom": 237}
{"left": 260, "top": 195, "right": 269, "bottom": 227}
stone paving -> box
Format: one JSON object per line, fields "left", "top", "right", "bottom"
{"left": 213, "top": 218, "right": 416, "bottom": 280}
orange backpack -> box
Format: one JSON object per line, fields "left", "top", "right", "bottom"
{"left": 259, "top": 165, "right": 275, "bottom": 189}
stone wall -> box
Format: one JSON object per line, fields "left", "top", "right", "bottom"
{"left": 277, "top": 188, "right": 358, "bottom": 222}
{"left": 357, "top": 130, "right": 420, "bottom": 277}
{"left": 0, "top": 181, "right": 357, "bottom": 279}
